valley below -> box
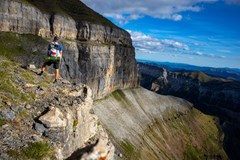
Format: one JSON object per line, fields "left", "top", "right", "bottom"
{"left": 138, "top": 61, "right": 240, "bottom": 160}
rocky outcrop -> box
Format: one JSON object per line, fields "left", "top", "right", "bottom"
{"left": 34, "top": 82, "right": 98, "bottom": 159}
{"left": 0, "top": 58, "right": 113, "bottom": 159}
{"left": 94, "top": 88, "right": 227, "bottom": 160}
{"left": 0, "top": 0, "right": 139, "bottom": 99}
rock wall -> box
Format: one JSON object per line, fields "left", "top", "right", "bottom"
{"left": 62, "top": 41, "right": 138, "bottom": 99}
{"left": 36, "top": 83, "right": 97, "bottom": 159}
{"left": 0, "top": 0, "right": 139, "bottom": 99}
{"left": 0, "top": 0, "right": 77, "bottom": 39}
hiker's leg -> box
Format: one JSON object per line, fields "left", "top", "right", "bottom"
{"left": 54, "top": 61, "right": 60, "bottom": 80}
{"left": 41, "top": 62, "right": 47, "bottom": 72}
{"left": 55, "top": 69, "right": 59, "bottom": 80}
{"left": 38, "top": 62, "right": 47, "bottom": 76}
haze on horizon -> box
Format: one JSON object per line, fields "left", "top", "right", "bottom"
{"left": 82, "top": 0, "right": 240, "bottom": 69}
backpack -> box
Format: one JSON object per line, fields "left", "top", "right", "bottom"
{"left": 47, "top": 42, "right": 61, "bottom": 61}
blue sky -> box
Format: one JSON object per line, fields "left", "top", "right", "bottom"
{"left": 82, "top": 0, "right": 240, "bottom": 68}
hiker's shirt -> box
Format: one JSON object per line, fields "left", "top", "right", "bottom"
{"left": 47, "top": 42, "right": 63, "bottom": 61}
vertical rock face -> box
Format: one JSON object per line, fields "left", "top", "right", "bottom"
{"left": 0, "top": 0, "right": 51, "bottom": 37}
{"left": 0, "top": 0, "right": 139, "bottom": 98}
{"left": 0, "top": 0, "right": 78, "bottom": 39}
{"left": 62, "top": 40, "right": 139, "bottom": 99}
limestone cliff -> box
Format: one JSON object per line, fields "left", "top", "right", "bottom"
{"left": 94, "top": 88, "right": 227, "bottom": 160}
{"left": 0, "top": 0, "right": 139, "bottom": 99}
{"left": 0, "top": 0, "right": 228, "bottom": 159}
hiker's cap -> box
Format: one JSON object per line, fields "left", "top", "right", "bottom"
{"left": 53, "top": 36, "right": 59, "bottom": 42}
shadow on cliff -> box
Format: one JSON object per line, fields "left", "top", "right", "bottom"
{"left": 194, "top": 104, "right": 240, "bottom": 160}
{"left": 66, "top": 139, "right": 99, "bottom": 160}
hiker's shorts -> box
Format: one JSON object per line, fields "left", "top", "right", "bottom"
{"left": 45, "top": 60, "right": 60, "bottom": 69}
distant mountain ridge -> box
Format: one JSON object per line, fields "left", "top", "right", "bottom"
{"left": 137, "top": 59, "right": 240, "bottom": 81}
{"left": 138, "top": 61, "right": 240, "bottom": 159}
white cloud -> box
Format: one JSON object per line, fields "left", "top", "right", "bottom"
{"left": 81, "top": 0, "right": 219, "bottom": 23}
{"left": 128, "top": 30, "right": 189, "bottom": 54}
{"left": 128, "top": 30, "right": 227, "bottom": 59}
{"left": 192, "top": 52, "right": 227, "bottom": 58}
{"left": 196, "top": 51, "right": 204, "bottom": 56}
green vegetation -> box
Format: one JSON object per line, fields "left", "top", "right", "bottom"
{"left": 9, "top": 141, "right": 55, "bottom": 160}
{"left": 73, "top": 119, "right": 78, "bottom": 132}
{"left": 189, "top": 71, "right": 214, "bottom": 82}
{"left": 112, "top": 90, "right": 126, "bottom": 102}
{"left": 120, "top": 140, "right": 139, "bottom": 159}
{"left": 111, "top": 89, "right": 136, "bottom": 109}
{"left": 0, "top": 32, "right": 49, "bottom": 61}
{"left": 0, "top": 59, "right": 29, "bottom": 104}
{"left": 0, "top": 32, "right": 25, "bottom": 60}
{"left": 25, "top": 0, "right": 118, "bottom": 28}
{"left": 184, "top": 144, "right": 203, "bottom": 160}
{"left": 0, "top": 32, "right": 58, "bottom": 159}
{"left": 95, "top": 88, "right": 228, "bottom": 160}
{"left": 136, "top": 107, "right": 227, "bottom": 160}
{"left": 0, "top": 119, "right": 6, "bottom": 126}
{"left": 0, "top": 32, "right": 54, "bottom": 106}
{"left": 18, "top": 110, "right": 29, "bottom": 119}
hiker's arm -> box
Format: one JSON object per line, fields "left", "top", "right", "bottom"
{"left": 60, "top": 50, "right": 63, "bottom": 61}
{"left": 59, "top": 45, "right": 63, "bottom": 61}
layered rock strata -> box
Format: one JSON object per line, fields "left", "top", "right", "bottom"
{"left": 0, "top": 0, "right": 139, "bottom": 99}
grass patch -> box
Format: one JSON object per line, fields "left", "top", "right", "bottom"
{"left": 111, "top": 89, "right": 134, "bottom": 109}
{"left": 9, "top": 141, "right": 55, "bottom": 160}
{"left": 0, "top": 59, "right": 33, "bottom": 105}
{"left": 18, "top": 111, "right": 29, "bottom": 119}
{"left": 111, "top": 90, "right": 126, "bottom": 102}
{"left": 0, "top": 32, "right": 49, "bottom": 62}
{"left": 73, "top": 119, "right": 78, "bottom": 132}
{"left": 120, "top": 140, "right": 137, "bottom": 159}
{"left": 184, "top": 144, "right": 203, "bottom": 160}
{"left": 0, "top": 119, "right": 6, "bottom": 126}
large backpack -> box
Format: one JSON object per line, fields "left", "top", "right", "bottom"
{"left": 47, "top": 42, "right": 61, "bottom": 61}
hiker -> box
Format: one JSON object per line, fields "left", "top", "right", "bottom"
{"left": 38, "top": 36, "right": 63, "bottom": 83}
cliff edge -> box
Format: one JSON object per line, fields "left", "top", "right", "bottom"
{"left": 0, "top": 0, "right": 139, "bottom": 99}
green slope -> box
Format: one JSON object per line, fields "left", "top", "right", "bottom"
{"left": 94, "top": 88, "right": 228, "bottom": 160}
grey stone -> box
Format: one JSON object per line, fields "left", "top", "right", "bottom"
{"left": 25, "top": 104, "right": 31, "bottom": 109}
{"left": 1, "top": 110, "right": 15, "bottom": 121}
{"left": 34, "top": 123, "right": 47, "bottom": 134}
{"left": 28, "top": 64, "right": 36, "bottom": 69}
{"left": 118, "top": 153, "right": 123, "bottom": 158}
{"left": 0, "top": 153, "right": 9, "bottom": 159}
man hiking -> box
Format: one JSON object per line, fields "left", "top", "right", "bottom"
{"left": 38, "top": 35, "right": 63, "bottom": 83}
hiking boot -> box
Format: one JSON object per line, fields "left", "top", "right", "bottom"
{"left": 53, "top": 79, "right": 58, "bottom": 84}
{"left": 37, "top": 71, "right": 43, "bottom": 76}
